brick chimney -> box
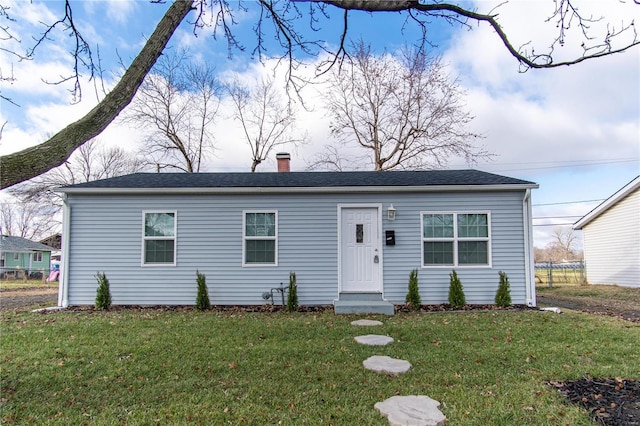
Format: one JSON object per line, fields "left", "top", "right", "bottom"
{"left": 276, "top": 152, "right": 291, "bottom": 172}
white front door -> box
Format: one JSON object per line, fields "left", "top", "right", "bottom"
{"left": 340, "top": 207, "right": 380, "bottom": 292}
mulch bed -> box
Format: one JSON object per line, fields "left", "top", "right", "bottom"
{"left": 394, "top": 303, "right": 536, "bottom": 313}
{"left": 550, "top": 378, "right": 640, "bottom": 425}
{"left": 60, "top": 304, "right": 336, "bottom": 314}
{"left": 57, "top": 303, "right": 537, "bottom": 314}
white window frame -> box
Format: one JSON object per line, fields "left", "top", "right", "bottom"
{"left": 141, "top": 211, "right": 177, "bottom": 267}
{"left": 420, "top": 211, "right": 492, "bottom": 268}
{"left": 32, "top": 252, "right": 43, "bottom": 262}
{"left": 13, "top": 252, "right": 19, "bottom": 261}
{"left": 242, "top": 210, "right": 278, "bottom": 267}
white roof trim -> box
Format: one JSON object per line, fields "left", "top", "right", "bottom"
{"left": 574, "top": 175, "right": 640, "bottom": 230}
{"left": 58, "top": 183, "right": 538, "bottom": 195}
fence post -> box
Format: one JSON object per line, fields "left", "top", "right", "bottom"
{"left": 548, "top": 261, "right": 553, "bottom": 288}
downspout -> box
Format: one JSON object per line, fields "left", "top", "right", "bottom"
{"left": 523, "top": 189, "right": 536, "bottom": 306}
{"left": 59, "top": 194, "right": 71, "bottom": 308}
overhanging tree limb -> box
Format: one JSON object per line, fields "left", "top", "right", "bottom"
{"left": 325, "top": 1, "right": 639, "bottom": 69}
{"left": 0, "top": 0, "right": 194, "bottom": 189}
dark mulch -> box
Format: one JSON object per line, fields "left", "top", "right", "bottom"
{"left": 61, "top": 304, "right": 336, "bottom": 314}
{"left": 394, "top": 303, "right": 536, "bottom": 313}
{"left": 550, "top": 378, "right": 640, "bottom": 425}
{"left": 58, "top": 303, "right": 536, "bottom": 314}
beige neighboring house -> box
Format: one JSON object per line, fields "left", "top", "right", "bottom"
{"left": 574, "top": 176, "right": 639, "bottom": 288}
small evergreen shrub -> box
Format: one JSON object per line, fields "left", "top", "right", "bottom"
{"left": 405, "top": 269, "right": 421, "bottom": 310}
{"left": 495, "top": 271, "right": 512, "bottom": 307}
{"left": 195, "top": 270, "right": 211, "bottom": 311}
{"left": 448, "top": 270, "right": 466, "bottom": 308}
{"left": 286, "top": 272, "right": 298, "bottom": 312}
{"left": 95, "top": 272, "right": 112, "bottom": 310}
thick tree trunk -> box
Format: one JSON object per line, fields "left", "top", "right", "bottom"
{"left": 0, "top": 0, "right": 193, "bottom": 189}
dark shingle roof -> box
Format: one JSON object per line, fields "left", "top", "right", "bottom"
{"left": 1, "top": 235, "right": 54, "bottom": 253}
{"left": 59, "top": 170, "right": 536, "bottom": 191}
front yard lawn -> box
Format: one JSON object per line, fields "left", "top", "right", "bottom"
{"left": 1, "top": 309, "right": 639, "bottom": 425}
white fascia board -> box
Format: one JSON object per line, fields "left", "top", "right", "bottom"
{"left": 574, "top": 176, "right": 640, "bottom": 230}
{"left": 57, "top": 183, "right": 539, "bottom": 196}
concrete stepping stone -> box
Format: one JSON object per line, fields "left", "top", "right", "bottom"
{"left": 375, "top": 395, "right": 446, "bottom": 426}
{"left": 351, "top": 319, "right": 383, "bottom": 326}
{"left": 363, "top": 355, "right": 411, "bottom": 375}
{"left": 355, "top": 334, "right": 394, "bottom": 346}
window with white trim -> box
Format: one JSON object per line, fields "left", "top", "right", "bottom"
{"left": 421, "top": 212, "right": 490, "bottom": 267}
{"left": 143, "top": 212, "right": 176, "bottom": 265}
{"left": 32, "top": 252, "right": 43, "bottom": 262}
{"left": 243, "top": 211, "right": 277, "bottom": 266}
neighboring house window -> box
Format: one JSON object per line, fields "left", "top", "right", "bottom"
{"left": 13, "top": 253, "right": 19, "bottom": 261}
{"left": 421, "top": 212, "right": 491, "bottom": 267}
{"left": 243, "top": 211, "right": 278, "bottom": 266}
{"left": 32, "top": 252, "right": 43, "bottom": 262}
{"left": 142, "top": 212, "right": 177, "bottom": 266}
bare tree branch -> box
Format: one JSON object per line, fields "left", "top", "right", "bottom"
{"left": 324, "top": 0, "right": 639, "bottom": 69}
{"left": 1, "top": 0, "right": 637, "bottom": 188}
{"left": 322, "top": 40, "right": 488, "bottom": 171}
{"left": 0, "top": 0, "right": 194, "bottom": 189}
{"left": 0, "top": 200, "right": 59, "bottom": 241}
{"left": 122, "top": 50, "right": 221, "bottom": 172}
{"left": 10, "top": 138, "right": 146, "bottom": 209}
{"left": 227, "top": 75, "right": 307, "bottom": 172}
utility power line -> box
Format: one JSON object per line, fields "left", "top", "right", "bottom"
{"left": 533, "top": 223, "right": 576, "bottom": 227}
{"left": 533, "top": 199, "right": 604, "bottom": 206}
{"left": 532, "top": 215, "right": 582, "bottom": 219}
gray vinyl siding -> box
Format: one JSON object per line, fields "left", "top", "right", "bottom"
{"left": 65, "top": 190, "right": 529, "bottom": 305}
{"left": 582, "top": 188, "right": 639, "bottom": 287}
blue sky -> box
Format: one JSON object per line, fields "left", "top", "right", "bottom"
{"left": 1, "top": 0, "right": 638, "bottom": 248}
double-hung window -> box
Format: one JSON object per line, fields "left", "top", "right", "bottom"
{"left": 243, "top": 211, "right": 277, "bottom": 266}
{"left": 32, "top": 252, "right": 43, "bottom": 262}
{"left": 142, "top": 211, "right": 177, "bottom": 266}
{"left": 421, "top": 212, "right": 490, "bottom": 267}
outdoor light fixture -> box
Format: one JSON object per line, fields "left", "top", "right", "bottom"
{"left": 387, "top": 204, "right": 396, "bottom": 221}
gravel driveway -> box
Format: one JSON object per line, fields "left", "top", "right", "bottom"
{"left": 0, "top": 288, "right": 58, "bottom": 311}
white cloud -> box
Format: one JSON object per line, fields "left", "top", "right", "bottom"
{"left": 444, "top": 0, "right": 640, "bottom": 168}
{"left": 106, "top": 1, "right": 138, "bottom": 25}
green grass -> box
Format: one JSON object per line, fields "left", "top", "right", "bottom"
{"left": 537, "top": 283, "right": 640, "bottom": 307}
{"left": 1, "top": 309, "right": 639, "bottom": 425}
{"left": 535, "top": 268, "right": 585, "bottom": 286}
{"left": 0, "top": 279, "right": 57, "bottom": 291}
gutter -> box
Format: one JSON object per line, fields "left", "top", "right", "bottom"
{"left": 57, "top": 183, "right": 539, "bottom": 196}
{"left": 59, "top": 194, "right": 71, "bottom": 308}
{"left": 523, "top": 188, "right": 536, "bottom": 307}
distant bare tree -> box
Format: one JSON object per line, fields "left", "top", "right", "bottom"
{"left": 306, "top": 145, "right": 354, "bottom": 172}
{"left": 536, "top": 226, "right": 581, "bottom": 262}
{"left": 316, "top": 41, "right": 486, "bottom": 171}
{"left": 227, "top": 76, "right": 306, "bottom": 172}
{"left": 0, "top": 201, "right": 58, "bottom": 241}
{"left": 123, "top": 51, "right": 221, "bottom": 173}
{"left": 551, "top": 226, "right": 579, "bottom": 258}
{"left": 11, "top": 138, "right": 145, "bottom": 207}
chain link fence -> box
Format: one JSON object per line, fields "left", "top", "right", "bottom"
{"left": 535, "top": 261, "right": 586, "bottom": 287}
